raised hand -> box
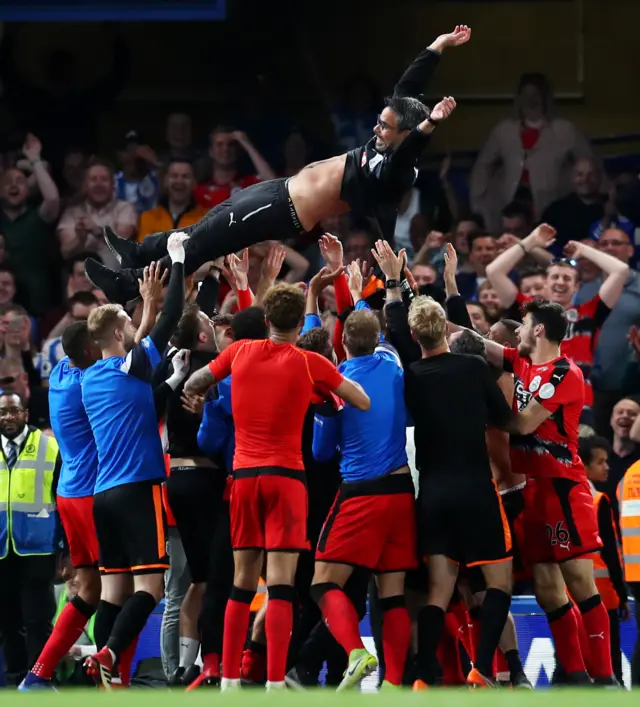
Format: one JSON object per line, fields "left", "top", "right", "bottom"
{"left": 371, "top": 240, "right": 405, "bottom": 282}
{"left": 431, "top": 25, "right": 472, "bottom": 52}
{"left": 171, "top": 349, "right": 191, "bottom": 381}
{"left": 262, "top": 243, "right": 286, "bottom": 282}
{"left": 167, "top": 231, "right": 189, "bottom": 264}
{"left": 443, "top": 242, "right": 458, "bottom": 280}
{"left": 228, "top": 249, "right": 249, "bottom": 290}
{"left": 523, "top": 224, "right": 556, "bottom": 252}
{"left": 138, "top": 261, "right": 168, "bottom": 302}
{"left": 404, "top": 257, "right": 419, "bottom": 294}
{"left": 347, "top": 259, "right": 364, "bottom": 300}
{"left": 23, "top": 133, "right": 42, "bottom": 161}
{"left": 564, "top": 240, "right": 585, "bottom": 260}
{"left": 430, "top": 97, "right": 457, "bottom": 123}
{"left": 319, "top": 233, "right": 344, "bottom": 270}
{"left": 309, "top": 265, "right": 345, "bottom": 295}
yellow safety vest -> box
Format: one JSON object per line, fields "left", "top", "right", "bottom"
{"left": 251, "top": 579, "right": 267, "bottom": 613}
{"left": 0, "top": 429, "right": 59, "bottom": 558}
{"left": 617, "top": 461, "right": 640, "bottom": 582}
{"left": 587, "top": 491, "right": 622, "bottom": 610}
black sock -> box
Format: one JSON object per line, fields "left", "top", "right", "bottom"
{"left": 94, "top": 600, "right": 122, "bottom": 651}
{"left": 475, "top": 588, "right": 511, "bottom": 677}
{"left": 106, "top": 591, "right": 157, "bottom": 658}
{"left": 415, "top": 605, "right": 445, "bottom": 685}
{"left": 505, "top": 648, "right": 523, "bottom": 677}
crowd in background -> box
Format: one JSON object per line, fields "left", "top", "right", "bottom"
{"left": 1, "top": 57, "right": 640, "bottom": 488}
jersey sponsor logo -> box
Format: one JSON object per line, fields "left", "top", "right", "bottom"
{"left": 514, "top": 378, "right": 533, "bottom": 411}
{"left": 538, "top": 382, "right": 555, "bottom": 400}
{"left": 529, "top": 375, "right": 542, "bottom": 393}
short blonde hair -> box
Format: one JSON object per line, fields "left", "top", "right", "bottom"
{"left": 408, "top": 295, "right": 447, "bottom": 350}
{"left": 87, "top": 304, "right": 125, "bottom": 345}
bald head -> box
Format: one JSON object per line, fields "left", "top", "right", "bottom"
{"left": 572, "top": 157, "right": 601, "bottom": 200}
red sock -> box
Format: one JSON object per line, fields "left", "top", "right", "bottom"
{"left": 265, "top": 599, "right": 293, "bottom": 683}
{"left": 579, "top": 598, "right": 613, "bottom": 678}
{"left": 572, "top": 606, "right": 591, "bottom": 671}
{"left": 547, "top": 603, "right": 586, "bottom": 674}
{"left": 495, "top": 649, "right": 509, "bottom": 677}
{"left": 32, "top": 601, "right": 92, "bottom": 678}
{"left": 222, "top": 598, "right": 252, "bottom": 680}
{"left": 319, "top": 589, "right": 364, "bottom": 655}
{"left": 118, "top": 635, "right": 139, "bottom": 686}
{"left": 382, "top": 606, "right": 411, "bottom": 686}
{"left": 469, "top": 614, "right": 481, "bottom": 664}
{"left": 450, "top": 600, "right": 473, "bottom": 662}
{"left": 202, "top": 652, "right": 220, "bottom": 677}
{"left": 439, "top": 613, "right": 465, "bottom": 685}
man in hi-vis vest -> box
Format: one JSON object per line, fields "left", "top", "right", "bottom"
{"left": 617, "top": 458, "right": 640, "bottom": 686}
{"left": 0, "top": 393, "right": 61, "bottom": 684}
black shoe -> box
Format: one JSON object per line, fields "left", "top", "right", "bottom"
{"left": 565, "top": 670, "right": 592, "bottom": 686}
{"left": 511, "top": 671, "right": 534, "bottom": 689}
{"left": 103, "top": 226, "right": 143, "bottom": 269}
{"left": 593, "top": 675, "right": 622, "bottom": 688}
{"left": 168, "top": 667, "right": 185, "bottom": 687}
{"left": 85, "top": 258, "right": 140, "bottom": 306}
{"left": 181, "top": 664, "right": 201, "bottom": 687}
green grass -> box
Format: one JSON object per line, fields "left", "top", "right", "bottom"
{"left": 3, "top": 690, "right": 639, "bottom": 705}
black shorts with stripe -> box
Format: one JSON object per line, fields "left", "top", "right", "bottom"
{"left": 93, "top": 478, "right": 168, "bottom": 575}
{"left": 418, "top": 473, "right": 512, "bottom": 568}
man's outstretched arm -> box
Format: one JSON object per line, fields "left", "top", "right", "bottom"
{"left": 393, "top": 25, "right": 470, "bottom": 99}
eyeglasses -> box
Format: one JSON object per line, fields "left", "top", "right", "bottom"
{"left": 551, "top": 258, "right": 578, "bottom": 268}
{"left": 376, "top": 114, "right": 397, "bottom": 131}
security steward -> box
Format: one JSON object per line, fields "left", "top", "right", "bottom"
{"left": 0, "top": 393, "right": 61, "bottom": 684}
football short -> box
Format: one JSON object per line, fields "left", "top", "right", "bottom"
{"left": 166, "top": 466, "right": 227, "bottom": 583}
{"left": 522, "top": 476, "right": 602, "bottom": 564}
{"left": 93, "top": 479, "right": 169, "bottom": 575}
{"left": 418, "top": 474, "right": 512, "bottom": 567}
{"left": 57, "top": 494, "right": 100, "bottom": 569}
{"left": 501, "top": 484, "right": 529, "bottom": 581}
{"left": 316, "top": 473, "right": 418, "bottom": 573}
{"left": 231, "top": 467, "right": 309, "bottom": 552}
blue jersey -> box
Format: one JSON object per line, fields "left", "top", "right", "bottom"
{"left": 313, "top": 350, "right": 408, "bottom": 483}
{"left": 49, "top": 358, "right": 98, "bottom": 498}
{"left": 197, "top": 376, "right": 234, "bottom": 470}
{"left": 81, "top": 336, "right": 165, "bottom": 494}
{"left": 36, "top": 337, "right": 65, "bottom": 381}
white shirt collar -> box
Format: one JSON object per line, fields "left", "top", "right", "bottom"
{"left": 2, "top": 426, "right": 29, "bottom": 455}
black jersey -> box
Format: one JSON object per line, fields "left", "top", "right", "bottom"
{"left": 339, "top": 47, "right": 440, "bottom": 244}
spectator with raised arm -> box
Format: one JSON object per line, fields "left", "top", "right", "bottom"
{"left": 194, "top": 128, "right": 276, "bottom": 210}
{"left": 57, "top": 158, "right": 138, "bottom": 267}
{"left": 0, "top": 135, "right": 60, "bottom": 317}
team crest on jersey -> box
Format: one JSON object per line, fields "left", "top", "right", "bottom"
{"left": 529, "top": 375, "right": 542, "bottom": 393}
{"left": 538, "top": 383, "right": 556, "bottom": 400}
{"left": 565, "top": 308, "right": 578, "bottom": 323}
{"left": 514, "top": 379, "right": 533, "bottom": 411}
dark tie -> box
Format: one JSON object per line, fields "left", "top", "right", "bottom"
{"left": 6, "top": 440, "right": 18, "bottom": 470}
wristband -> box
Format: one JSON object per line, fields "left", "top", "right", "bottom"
{"left": 517, "top": 242, "right": 528, "bottom": 255}
{"left": 427, "top": 116, "right": 440, "bottom": 127}
{"left": 386, "top": 279, "right": 400, "bottom": 289}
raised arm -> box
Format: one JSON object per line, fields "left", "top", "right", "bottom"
{"left": 23, "top": 135, "right": 60, "bottom": 223}
{"left": 486, "top": 224, "right": 557, "bottom": 307}
{"left": 393, "top": 25, "right": 471, "bottom": 99}
{"left": 148, "top": 234, "right": 188, "bottom": 353}
{"left": 564, "top": 240, "right": 630, "bottom": 309}
{"left": 231, "top": 131, "right": 276, "bottom": 182}
{"left": 135, "top": 262, "right": 168, "bottom": 344}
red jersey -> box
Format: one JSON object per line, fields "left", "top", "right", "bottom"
{"left": 503, "top": 348, "right": 586, "bottom": 482}
{"left": 194, "top": 175, "right": 261, "bottom": 209}
{"left": 515, "top": 292, "right": 610, "bottom": 406}
{"left": 208, "top": 339, "right": 344, "bottom": 471}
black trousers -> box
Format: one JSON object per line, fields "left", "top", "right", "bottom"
{"left": 608, "top": 609, "right": 623, "bottom": 685}
{"left": 136, "top": 178, "right": 303, "bottom": 277}
{"left": 0, "top": 551, "right": 56, "bottom": 683}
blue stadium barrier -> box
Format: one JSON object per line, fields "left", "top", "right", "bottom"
{"left": 131, "top": 595, "right": 637, "bottom": 690}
